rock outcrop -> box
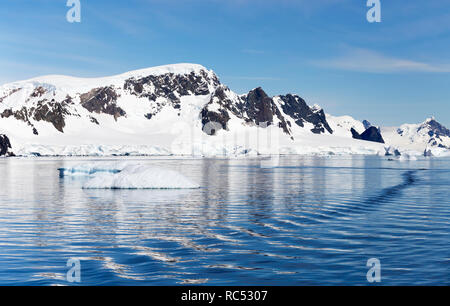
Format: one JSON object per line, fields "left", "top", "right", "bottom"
{"left": 80, "top": 87, "right": 125, "bottom": 121}
{"left": 385, "top": 146, "right": 401, "bottom": 156}
{"left": 362, "top": 120, "right": 372, "bottom": 130}
{"left": 0, "top": 134, "right": 13, "bottom": 156}
{"left": 240, "top": 88, "right": 291, "bottom": 135}
{"left": 418, "top": 118, "right": 450, "bottom": 138}
{"left": 277, "top": 94, "right": 333, "bottom": 134}
{"left": 351, "top": 126, "right": 385, "bottom": 143}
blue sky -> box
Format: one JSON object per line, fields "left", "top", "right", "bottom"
{"left": 1, "top": 0, "right": 449, "bottom": 126}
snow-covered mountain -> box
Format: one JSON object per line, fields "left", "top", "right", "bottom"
{"left": 0, "top": 63, "right": 448, "bottom": 157}
{"left": 382, "top": 118, "right": 450, "bottom": 156}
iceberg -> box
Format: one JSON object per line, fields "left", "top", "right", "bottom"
{"left": 81, "top": 164, "right": 200, "bottom": 189}
{"left": 58, "top": 162, "right": 130, "bottom": 177}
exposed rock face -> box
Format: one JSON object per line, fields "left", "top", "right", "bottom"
{"left": 1, "top": 98, "right": 73, "bottom": 133}
{"left": 311, "top": 108, "right": 333, "bottom": 134}
{"left": 124, "top": 70, "right": 219, "bottom": 119}
{"left": 351, "top": 126, "right": 385, "bottom": 143}
{"left": 31, "top": 99, "right": 72, "bottom": 132}
{"left": 242, "top": 88, "right": 275, "bottom": 125}
{"left": 277, "top": 94, "right": 333, "bottom": 134}
{"left": 0, "top": 134, "right": 13, "bottom": 156}
{"left": 80, "top": 87, "right": 125, "bottom": 121}
{"left": 240, "top": 88, "right": 291, "bottom": 134}
{"left": 201, "top": 108, "right": 230, "bottom": 135}
{"left": 350, "top": 128, "right": 360, "bottom": 139}
{"left": 200, "top": 86, "right": 291, "bottom": 136}
{"left": 385, "top": 146, "right": 401, "bottom": 156}
{"left": 125, "top": 70, "right": 217, "bottom": 99}
{"left": 30, "top": 86, "right": 46, "bottom": 98}
{"left": 200, "top": 86, "right": 234, "bottom": 134}
{"left": 362, "top": 120, "right": 372, "bottom": 130}
{"left": 418, "top": 118, "right": 450, "bottom": 138}
{"left": 424, "top": 148, "right": 433, "bottom": 157}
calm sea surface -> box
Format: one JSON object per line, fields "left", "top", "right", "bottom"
{"left": 0, "top": 156, "right": 449, "bottom": 285}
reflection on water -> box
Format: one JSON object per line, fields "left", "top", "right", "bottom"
{"left": 0, "top": 156, "right": 449, "bottom": 285}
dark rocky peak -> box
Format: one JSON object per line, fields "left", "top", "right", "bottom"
{"left": 30, "top": 86, "right": 47, "bottom": 98}
{"left": 0, "top": 134, "right": 13, "bottom": 156}
{"left": 200, "top": 86, "right": 291, "bottom": 136}
{"left": 362, "top": 120, "right": 382, "bottom": 134}
{"left": 418, "top": 117, "right": 450, "bottom": 138}
{"left": 209, "top": 86, "right": 242, "bottom": 114}
{"left": 277, "top": 94, "right": 333, "bottom": 134}
{"left": 200, "top": 86, "right": 235, "bottom": 134}
{"left": 80, "top": 86, "right": 125, "bottom": 121}
{"left": 351, "top": 126, "right": 385, "bottom": 144}
{"left": 240, "top": 88, "right": 291, "bottom": 135}
{"left": 243, "top": 87, "right": 275, "bottom": 125}
{"left": 310, "top": 108, "right": 333, "bottom": 134}
{"left": 363, "top": 120, "right": 372, "bottom": 130}
{"left": 124, "top": 70, "right": 219, "bottom": 103}
{"left": 124, "top": 70, "right": 220, "bottom": 121}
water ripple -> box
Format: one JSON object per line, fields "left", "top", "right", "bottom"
{"left": 0, "top": 156, "right": 449, "bottom": 285}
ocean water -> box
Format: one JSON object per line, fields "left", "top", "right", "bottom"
{"left": 0, "top": 156, "right": 449, "bottom": 286}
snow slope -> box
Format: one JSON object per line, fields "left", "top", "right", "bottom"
{"left": 326, "top": 114, "right": 366, "bottom": 138}
{"left": 382, "top": 118, "right": 450, "bottom": 156}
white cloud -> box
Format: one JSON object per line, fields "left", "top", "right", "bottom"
{"left": 313, "top": 48, "right": 450, "bottom": 73}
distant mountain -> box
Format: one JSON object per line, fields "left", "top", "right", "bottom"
{"left": 382, "top": 117, "right": 450, "bottom": 153}
{"left": 0, "top": 63, "right": 447, "bottom": 157}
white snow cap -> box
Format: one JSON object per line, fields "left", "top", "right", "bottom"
{"left": 0, "top": 63, "right": 215, "bottom": 90}
{"left": 311, "top": 104, "right": 322, "bottom": 111}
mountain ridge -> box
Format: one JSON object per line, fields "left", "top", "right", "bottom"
{"left": 0, "top": 64, "right": 449, "bottom": 157}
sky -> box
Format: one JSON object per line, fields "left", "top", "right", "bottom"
{"left": 1, "top": 0, "right": 449, "bottom": 127}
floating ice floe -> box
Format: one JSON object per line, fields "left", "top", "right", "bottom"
{"left": 59, "top": 162, "right": 200, "bottom": 189}
{"left": 77, "top": 164, "right": 200, "bottom": 189}
{"left": 58, "top": 161, "right": 130, "bottom": 177}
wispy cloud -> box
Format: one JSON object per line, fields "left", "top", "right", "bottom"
{"left": 312, "top": 48, "right": 450, "bottom": 73}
